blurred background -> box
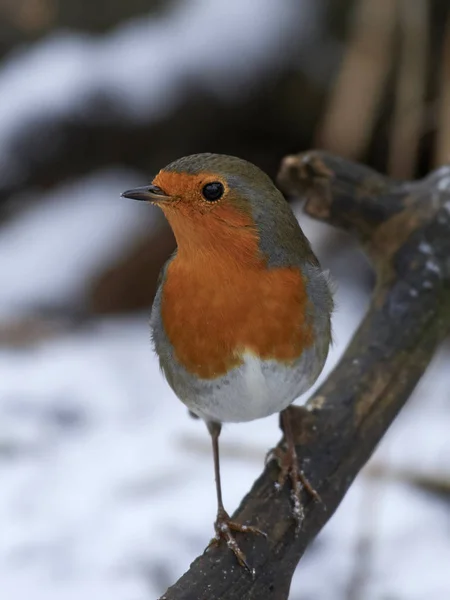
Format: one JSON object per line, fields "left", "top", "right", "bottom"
{"left": 0, "top": 0, "right": 449, "bottom": 598}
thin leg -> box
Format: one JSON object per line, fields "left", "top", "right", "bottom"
{"left": 266, "top": 407, "right": 320, "bottom": 532}
{"left": 208, "top": 421, "right": 225, "bottom": 512}
{"left": 206, "top": 421, "right": 266, "bottom": 574}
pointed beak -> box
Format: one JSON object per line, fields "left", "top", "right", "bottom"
{"left": 121, "top": 184, "right": 170, "bottom": 203}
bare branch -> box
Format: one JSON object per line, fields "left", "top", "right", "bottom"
{"left": 160, "top": 151, "right": 450, "bottom": 600}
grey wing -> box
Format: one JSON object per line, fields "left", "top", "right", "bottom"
{"left": 302, "top": 262, "right": 334, "bottom": 370}
{"left": 150, "top": 252, "right": 176, "bottom": 372}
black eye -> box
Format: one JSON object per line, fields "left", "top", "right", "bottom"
{"left": 202, "top": 182, "right": 224, "bottom": 202}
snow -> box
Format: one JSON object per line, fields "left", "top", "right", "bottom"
{"left": 418, "top": 241, "right": 433, "bottom": 255}
{"left": 436, "top": 174, "right": 450, "bottom": 191}
{"left": 0, "top": 169, "right": 152, "bottom": 318}
{"left": 425, "top": 259, "right": 442, "bottom": 276}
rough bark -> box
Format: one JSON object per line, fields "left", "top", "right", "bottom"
{"left": 159, "top": 151, "right": 450, "bottom": 600}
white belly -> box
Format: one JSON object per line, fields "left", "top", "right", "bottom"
{"left": 181, "top": 349, "right": 319, "bottom": 423}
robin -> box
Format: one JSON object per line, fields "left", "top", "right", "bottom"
{"left": 122, "top": 153, "right": 333, "bottom": 571}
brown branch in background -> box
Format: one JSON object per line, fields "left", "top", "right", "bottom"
{"left": 88, "top": 219, "right": 175, "bottom": 314}
{"left": 0, "top": 0, "right": 170, "bottom": 58}
{"left": 0, "top": 315, "right": 77, "bottom": 347}
{"left": 1, "top": 0, "right": 56, "bottom": 33}
{"left": 367, "top": 463, "right": 450, "bottom": 502}
{"left": 159, "top": 150, "right": 450, "bottom": 600}
{"left": 315, "top": 0, "right": 396, "bottom": 158}
{"left": 434, "top": 10, "right": 450, "bottom": 166}
{"left": 388, "top": 0, "right": 428, "bottom": 179}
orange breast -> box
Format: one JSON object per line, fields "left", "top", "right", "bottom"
{"left": 161, "top": 258, "right": 314, "bottom": 380}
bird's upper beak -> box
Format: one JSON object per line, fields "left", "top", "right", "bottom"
{"left": 121, "top": 184, "right": 170, "bottom": 203}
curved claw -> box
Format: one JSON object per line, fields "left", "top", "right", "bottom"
{"left": 206, "top": 509, "right": 266, "bottom": 575}
{"left": 267, "top": 445, "right": 321, "bottom": 533}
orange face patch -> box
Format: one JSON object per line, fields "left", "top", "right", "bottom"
{"left": 153, "top": 169, "right": 260, "bottom": 266}
{"left": 153, "top": 170, "right": 229, "bottom": 208}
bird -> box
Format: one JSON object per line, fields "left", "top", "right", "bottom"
{"left": 122, "top": 153, "right": 333, "bottom": 571}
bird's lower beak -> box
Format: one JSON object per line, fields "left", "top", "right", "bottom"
{"left": 121, "top": 184, "right": 170, "bottom": 203}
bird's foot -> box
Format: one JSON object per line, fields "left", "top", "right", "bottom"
{"left": 266, "top": 445, "right": 321, "bottom": 533}
{"left": 207, "top": 507, "right": 266, "bottom": 575}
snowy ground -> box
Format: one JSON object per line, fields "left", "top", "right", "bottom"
{"left": 0, "top": 177, "right": 449, "bottom": 599}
